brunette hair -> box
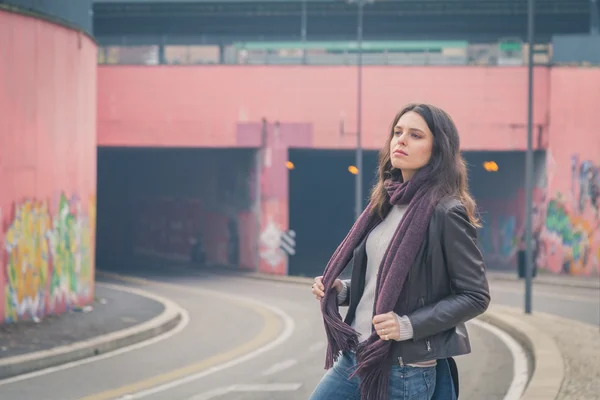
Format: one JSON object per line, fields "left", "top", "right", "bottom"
{"left": 369, "top": 103, "right": 480, "bottom": 227}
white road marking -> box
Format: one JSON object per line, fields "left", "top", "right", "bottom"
{"left": 261, "top": 359, "right": 298, "bottom": 376}
{"left": 188, "top": 383, "right": 302, "bottom": 400}
{"left": 0, "top": 284, "right": 190, "bottom": 387}
{"left": 470, "top": 319, "right": 529, "bottom": 400}
{"left": 118, "top": 294, "right": 296, "bottom": 399}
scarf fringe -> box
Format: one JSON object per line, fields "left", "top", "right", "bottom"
{"left": 358, "top": 363, "right": 391, "bottom": 400}
{"left": 351, "top": 338, "right": 393, "bottom": 400}
{"left": 323, "top": 294, "right": 359, "bottom": 369}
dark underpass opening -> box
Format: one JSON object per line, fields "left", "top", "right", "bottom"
{"left": 97, "top": 146, "right": 544, "bottom": 277}
{"left": 96, "top": 147, "right": 256, "bottom": 272}
{"left": 288, "top": 149, "right": 379, "bottom": 278}
{"left": 287, "top": 149, "right": 545, "bottom": 277}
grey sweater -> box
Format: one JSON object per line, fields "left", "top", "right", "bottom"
{"left": 337, "top": 205, "right": 436, "bottom": 367}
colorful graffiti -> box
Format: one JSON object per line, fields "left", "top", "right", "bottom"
{"left": 4, "top": 200, "right": 52, "bottom": 321}
{"left": 478, "top": 156, "right": 599, "bottom": 276}
{"left": 539, "top": 157, "right": 599, "bottom": 276}
{"left": 3, "top": 194, "right": 96, "bottom": 323}
{"left": 477, "top": 187, "right": 545, "bottom": 270}
{"left": 480, "top": 215, "right": 519, "bottom": 261}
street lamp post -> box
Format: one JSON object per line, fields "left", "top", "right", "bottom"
{"left": 354, "top": 0, "right": 364, "bottom": 220}
{"left": 301, "top": 0, "right": 307, "bottom": 63}
{"left": 591, "top": 0, "right": 599, "bottom": 35}
{"left": 524, "top": 0, "right": 535, "bottom": 314}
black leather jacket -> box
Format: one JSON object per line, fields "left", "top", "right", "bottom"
{"left": 341, "top": 197, "right": 491, "bottom": 367}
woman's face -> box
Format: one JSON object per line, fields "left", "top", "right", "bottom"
{"left": 389, "top": 111, "right": 434, "bottom": 180}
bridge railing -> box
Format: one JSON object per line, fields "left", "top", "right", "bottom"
{"left": 97, "top": 39, "right": 558, "bottom": 67}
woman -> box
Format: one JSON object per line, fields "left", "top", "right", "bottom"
{"left": 309, "top": 103, "right": 490, "bottom": 400}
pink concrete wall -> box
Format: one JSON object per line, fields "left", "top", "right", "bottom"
{"left": 98, "top": 66, "right": 550, "bottom": 151}
{"left": 0, "top": 10, "right": 97, "bottom": 322}
{"left": 538, "top": 68, "right": 600, "bottom": 276}
{"left": 97, "top": 64, "right": 599, "bottom": 277}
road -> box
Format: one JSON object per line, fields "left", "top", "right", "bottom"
{"left": 0, "top": 263, "right": 595, "bottom": 400}
{"left": 489, "top": 279, "right": 599, "bottom": 326}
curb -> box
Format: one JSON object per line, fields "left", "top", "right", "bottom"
{"left": 478, "top": 305, "right": 564, "bottom": 400}
{"left": 0, "top": 282, "right": 183, "bottom": 380}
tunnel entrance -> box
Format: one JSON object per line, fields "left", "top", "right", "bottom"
{"left": 287, "top": 149, "right": 546, "bottom": 277}
{"left": 287, "top": 149, "right": 379, "bottom": 278}
{"left": 96, "top": 147, "right": 257, "bottom": 272}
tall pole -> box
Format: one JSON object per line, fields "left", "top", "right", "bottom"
{"left": 355, "top": 0, "right": 364, "bottom": 220}
{"left": 591, "top": 0, "right": 599, "bottom": 35}
{"left": 524, "top": 0, "right": 535, "bottom": 314}
{"left": 301, "top": 0, "right": 307, "bottom": 63}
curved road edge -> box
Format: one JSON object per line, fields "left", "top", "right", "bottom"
{"left": 469, "top": 318, "right": 529, "bottom": 399}
{"left": 0, "top": 279, "right": 184, "bottom": 381}
{"left": 79, "top": 272, "right": 295, "bottom": 400}
{"left": 479, "top": 304, "right": 563, "bottom": 400}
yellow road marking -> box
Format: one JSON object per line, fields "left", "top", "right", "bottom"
{"left": 82, "top": 272, "right": 282, "bottom": 400}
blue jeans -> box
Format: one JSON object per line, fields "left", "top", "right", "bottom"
{"left": 309, "top": 352, "right": 437, "bottom": 400}
{"left": 432, "top": 358, "right": 458, "bottom": 400}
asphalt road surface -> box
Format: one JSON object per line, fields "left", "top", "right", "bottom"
{"left": 1, "top": 262, "right": 594, "bottom": 400}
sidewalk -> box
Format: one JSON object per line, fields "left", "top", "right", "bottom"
{"left": 0, "top": 280, "right": 182, "bottom": 380}
{"left": 485, "top": 270, "right": 600, "bottom": 290}
{"left": 481, "top": 305, "right": 600, "bottom": 400}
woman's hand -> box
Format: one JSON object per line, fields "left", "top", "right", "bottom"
{"left": 373, "top": 312, "right": 401, "bottom": 341}
{"left": 311, "top": 276, "right": 343, "bottom": 300}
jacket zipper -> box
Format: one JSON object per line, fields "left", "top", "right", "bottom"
{"left": 425, "top": 245, "right": 434, "bottom": 354}
{"left": 419, "top": 297, "right": 432, "bottom": 353}
{"left": 398, "top": 356, "right": 404, "bottom": 367}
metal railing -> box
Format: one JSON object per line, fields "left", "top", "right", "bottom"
{"left": 97, "top": 40, "right": 556, "bottom": 67}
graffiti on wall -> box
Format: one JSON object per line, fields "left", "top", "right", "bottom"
{"left": 479, "top": 215, "right": 517, "bottom": 263}
{"left": 3, "top": 193, "right": 96, "bottom": 323}
{"left": 478, "top": 156, "right": 599, "bottom": 276}
{"left": 478, "top": 187, "right": 545, "bottom": 270}
{"left": 257, "top": 199, "right": 288, "bottom": 275}
{"left": 539, "top": 156, "right": 599, "bottom": 275}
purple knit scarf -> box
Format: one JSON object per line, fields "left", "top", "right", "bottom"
{"left": 319, "top": 166, "right": 439, "bottom": 400}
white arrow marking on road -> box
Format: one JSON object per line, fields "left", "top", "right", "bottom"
{"left": 261, "top": 359, "right": 298, "bottom": 376}
{"left": 188, "top": 383, "right": 302, "bottom": 400}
